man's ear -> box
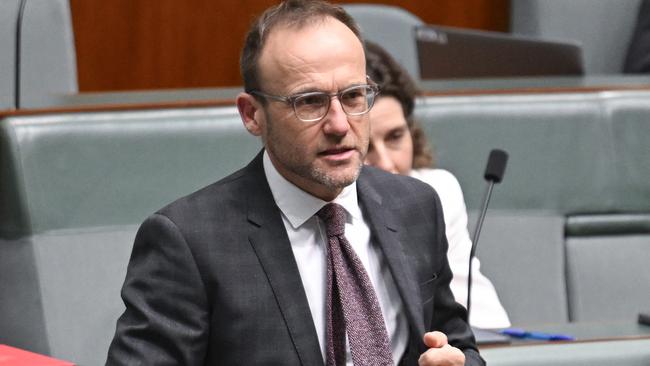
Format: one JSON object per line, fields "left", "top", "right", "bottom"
{"left": 237, "top": 92, "right": 264, "bottom": 136}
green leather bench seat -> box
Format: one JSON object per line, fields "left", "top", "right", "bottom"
{"left": 565, "top": 234, "right": 650, "bottom": 322}
{"left": 1, "top": 106, "right": 260, "bottom": 238}
{"left": 558, "top": 92, "right": 650, "bottom": 324}
{"left": 0, "top": 225, "right": 140, "bottom": 363}
{"left": 415, "top": 93, "right": 613, "bottom": 212}
{"left": 0, "top": 1, "right": 19, "bottom": 109}
{"left": 0, "top": 106, "right": 260, "bottom": 365}
{"left": 471, "top": 211, "right": 569, "bottom": 324}
{"left": 1, "top": 89, "right": 649, "bottom": 365}
{"left": 416, "top": 90, "right": 650, "bottom": 326}
{"left": 605, "top": 91, "right": 650, "bottom": 210}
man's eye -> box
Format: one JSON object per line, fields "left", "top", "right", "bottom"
{"left": 297, "top": 94, "right": 326, "bottom": 107}
{"left": 342, "top": 88, "right": 366, "bottom": 102}
{"left": 343, "top": 91, "right": 362, "bottom": 99}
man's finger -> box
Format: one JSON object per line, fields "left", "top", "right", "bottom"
{"left": 422, "top": 331, "right": 448, "bottom": 348}
{"left": 418, "top": 344, "right": 465, "bottom": 366}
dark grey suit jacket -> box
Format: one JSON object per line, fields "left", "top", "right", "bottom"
{"left": 106, "top": 152, "right": 484, "bottom": 365}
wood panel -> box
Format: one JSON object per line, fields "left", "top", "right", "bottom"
{"left": 70, "top": 0, "right": 509, "bottom": 92}
{"left": 343, "top": 0, "right": 510, "bottom": 31}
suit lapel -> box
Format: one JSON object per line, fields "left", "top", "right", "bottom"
{"left": 357, "top": 170, "right": 426, "bottom": 339}
{"left": 244, "top": 153, "right": 324, "bottom": 366}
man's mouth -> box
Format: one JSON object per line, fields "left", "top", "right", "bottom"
{"left": 319, "top": 147, "right": 356, "bottom": 161}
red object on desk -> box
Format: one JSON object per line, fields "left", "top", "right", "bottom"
{"left": 0, "top": 345, "right": 74, "bottom": 366}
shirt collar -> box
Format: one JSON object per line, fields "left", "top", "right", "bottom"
{"left": 263, "top": 150, "right": 362, "bottom": 229}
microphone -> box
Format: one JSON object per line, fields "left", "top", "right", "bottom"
{"left": 466, "top": 149, "right": 508, "bottom": 322}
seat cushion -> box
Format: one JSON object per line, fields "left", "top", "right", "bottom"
{"left": 471, "top": 210, "right": 569, "bottom": 325}
{"left": 566, "top": 234, "right": 650, "bottom": 322}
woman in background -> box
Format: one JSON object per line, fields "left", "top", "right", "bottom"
{"left": 364, "top": 41, "right": 510, "bottom": 329}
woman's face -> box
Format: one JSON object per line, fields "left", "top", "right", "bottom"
{"left": 364, "top": 96, "right": 414, "bottom": 175}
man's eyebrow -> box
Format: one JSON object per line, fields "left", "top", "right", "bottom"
{"left": 290, "top": 87, "right": 325, "bottom": 95}
{"left": 343, "top": 81, "right": 369, "bottom": 89}
{"left": 290, "top": 81, "right": 368, "bottom": 95}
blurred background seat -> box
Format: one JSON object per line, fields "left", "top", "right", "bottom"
{"left": 511, "top": 0, "right": 642, "bottom": 74}
{"left": 18, "top": 0, "right": 78, "bottom": 108}
{"left": 415, "top": 24, "right": 584, "bottom": 79}
{"left": 0, "top": 0, "right": 21, "bottom": 109}
{"left": 343, "top": 3, "right": 424, "bottom": 81}
{"left": 0, "top": 106, "right": 261, "bottom": 365}
{"left": 0, "top": 0, "right": 78, "bottom": 110}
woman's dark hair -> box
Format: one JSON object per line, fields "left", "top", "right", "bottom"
{"left": 365, "top": 41, "right": 434, "bottom": 169}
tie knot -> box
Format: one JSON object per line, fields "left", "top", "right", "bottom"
{"left": 317, "top": 203, "right": 346, "bottom": 237}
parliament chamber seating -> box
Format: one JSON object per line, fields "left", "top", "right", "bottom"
{"left": 18, "top": 0, "right": 78, "bottom": 108}
{"left": 1, "top": 87, "right": 650, "bottom": 365}
{"left": 0, "top": 106, "right": 261, "bottom": 365}
{"left": 416, "top": 91, "right": 650, "bottom": 325}
{"left": 343, "top": 3, "right": 424, "bottom": 81}
{"left": 0, "top": 0, "right": 77, "bottom": 110}
{"left": 511, "top": 0, "right": 642, "bottom": 74}
{"left": 0, "top": 0, "right": 21, "bottom": 109}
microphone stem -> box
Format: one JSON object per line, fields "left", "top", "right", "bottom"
{"left": 467, "top": 180, "right": 495, "bottom": 322}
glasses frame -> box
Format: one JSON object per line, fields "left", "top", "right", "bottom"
{"left": 249, "top": 79, "right": 380, "bottom": 122}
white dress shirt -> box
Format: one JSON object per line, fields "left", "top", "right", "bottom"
{"left": 410, "top": 168, "right": 511, "bottom": 329}
{"left": 263, "top": 151, "right": 408, "bottom": 365}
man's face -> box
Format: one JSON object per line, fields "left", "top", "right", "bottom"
{"left": 254, "top": 17, "right": 369, "bottom": 201}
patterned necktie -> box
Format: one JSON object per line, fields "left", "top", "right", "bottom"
{"left": 317, "top": 203, "right": 394, "bottom": 366}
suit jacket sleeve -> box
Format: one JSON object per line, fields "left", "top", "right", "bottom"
{"left": 106, "top": 213, "right": 209, "bottom": 366}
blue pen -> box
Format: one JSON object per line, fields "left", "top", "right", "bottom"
{"left": 500, "top": 328, "right": 575, "bottom": 341}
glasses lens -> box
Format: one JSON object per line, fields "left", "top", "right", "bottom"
{"left": 341, "top": 86, "right": 374, "bottom": 115}
{"left": 293, "top": 93, "right": 329, "bottom": 121}
{"left": 291, "top": 85, "right": 377, "bottom": 122}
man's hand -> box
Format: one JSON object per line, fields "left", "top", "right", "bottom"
{"left": 418, "top": 331, "right": 466, "bottom": 366}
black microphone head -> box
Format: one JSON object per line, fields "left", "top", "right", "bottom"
{"left": 484, "top": 149, "right": 508, "bottom": 183}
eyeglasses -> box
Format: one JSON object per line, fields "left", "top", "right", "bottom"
{"left": 249, "top": 83, "right": 380, "bottom": 122}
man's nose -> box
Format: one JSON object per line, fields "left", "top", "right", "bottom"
{"left": 321, "top": 98, "right": 350, "bottom": 136}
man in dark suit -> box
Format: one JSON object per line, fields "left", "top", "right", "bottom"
{"left": 106, "top": 1, "right": 483, "bottom": 365}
